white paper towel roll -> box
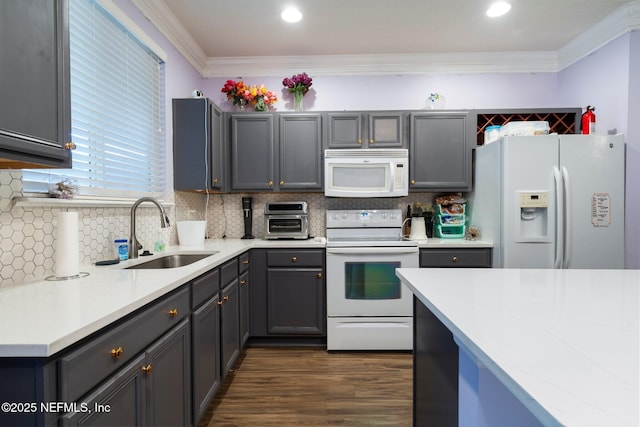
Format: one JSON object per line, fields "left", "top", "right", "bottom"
{"left": 55, "top": 211, "right": 80, "bottom": 278}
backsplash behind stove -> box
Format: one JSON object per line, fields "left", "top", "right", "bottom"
{"left": 0, "top": 171, "right": 437, "bottom": 287}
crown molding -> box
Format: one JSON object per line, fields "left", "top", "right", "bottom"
{"left": 136, "top": 0, "right": 640, "bottom": 77}
{"left": 130, "top": 0, "right": 207, "bottom": 70}
{"left": 557, "top": 1, "right": 640, "bottom": 70}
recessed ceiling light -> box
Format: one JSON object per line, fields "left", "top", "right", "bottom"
{"left": 486, "top": 1, "right": 511, "bottom": 17}
{"left": 281, "top": 7, "right": 302, "bottom": 23}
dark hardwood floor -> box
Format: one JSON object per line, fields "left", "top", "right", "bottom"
{"left": 198, "top": 347, "right": 413, "bottom": 426}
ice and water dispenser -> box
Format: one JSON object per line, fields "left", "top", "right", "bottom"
{"left": 518, "top": 192, "right": 549, "bottom": 240}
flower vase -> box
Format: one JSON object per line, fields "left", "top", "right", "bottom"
{"left": 254, "top": 97, "right": 268, "bottom": 112}
{"left": 236, "top": 99, "right": 247, "bottom": 112}
{"left": 293, "top": 90, "right": 304, "bottom": 111}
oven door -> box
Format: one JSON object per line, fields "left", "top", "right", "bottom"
{"left": 326, "top": 246, "right": 418, "bottom": 316}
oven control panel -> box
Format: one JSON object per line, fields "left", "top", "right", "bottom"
{"left": 327, "top": 209, "right": 402, "bottom": 228}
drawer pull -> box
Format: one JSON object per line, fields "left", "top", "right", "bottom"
{"left": 240, "top": 279, "right": 247, "bottom": 285}
{"left": 217, "top": 300, "right": 223, "bottom": 306}
{"left": 452, "top": 256, "right": 458, "bottom": 263}
{"left": 317, "top": 273, "right": 323, "bottom": 279}
{"left": 110, "top": 347, "right": 124, "bottom": 359}
{"left": 141, "top": 364, "right": 152, "bottom": 375}
{"left": 242, "top": 260, "right": 249, "bottom": 265}
{"left": 168, "top": 308, "right": 178, "bottom": 317}
{"left": 224, "top": 296, "right": 230, "bottom": 302}
{"left": 291, "top": 256, "right": 297, "bottom": 263}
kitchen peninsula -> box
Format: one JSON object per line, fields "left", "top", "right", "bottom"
{"left": 396, "top": 267, "right": 639, "bottom": 427}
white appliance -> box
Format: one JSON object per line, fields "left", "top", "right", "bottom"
{"left": 324, "top": 149, "right": 409, "bottom": 197}
{"left": 325, "top": 209, "right": 418, "bottom": 350}
{"left": 470, "top": 134, "right": 625, "bottom": 269}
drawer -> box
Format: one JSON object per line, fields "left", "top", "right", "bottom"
{"left": 238, "top": 251, "right": 250, "bottom": 274}
{"left": 59, "top": 286, "right": 190, "bottom": 402}
{"left": 420, "top": 248, "right": 492, "bottom": 268}
{"left": 191, "top": 268, "right": 220, "bottom": 309}
{"left": 266, "top": 249, "right": 324, "bottom": 267}
{"left": 221, "top": 258, "right": 238, "bottom": 287}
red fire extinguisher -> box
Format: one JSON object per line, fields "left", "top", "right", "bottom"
{"left": 581, "top": 106, "right": 596, "bottom": 135}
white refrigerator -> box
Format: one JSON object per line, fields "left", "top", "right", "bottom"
{"left": 470, "top": 134, "right": 625, "bottom": 269}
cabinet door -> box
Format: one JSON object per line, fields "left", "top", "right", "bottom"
{"left": 327, "top": 113, "right": 363, "bottom": 148}
{"left": 191, "top": 296, "right": 221, "bottom": 425}
{"left": 220, "top": 280, "right": 240, "bottom": 378}
{"left": 230, "top": 114, "right": 275, "bottom": 190}
{"left": 266, "top": 268, "right": 325, "bottom": 335}
{"left": 279, "top": 114, "right": 323, "bottom": 190}
{"left": 0, "top": 0, "right": 72, "bottom": 168}
{"left": 368, "top": 112, "right": 404, "bottom": 148}
{"left": 172, "top": 98, "right": 211, "bottom": 191}
{"left": 239, "top": 270, "right": 250, "bottom": 347}
{"left": 410, "top": 112, "right": 471, "bottom": 191}
{"left": 145, "top": 319, "right": 191, "bottom": 427}
{"left": 210, "top": 103, "right": 225, "bottom": 190}
{"left": 60, "top": 354, "right": 146, "bottom": 427}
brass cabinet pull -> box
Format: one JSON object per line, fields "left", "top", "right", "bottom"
{"left": 217, "top": 300, "right": 223, "bottom": 306}
{"left": 242, "top": 260, "right": 249, "bottom": 265}
{"left": 268, "top": 180, "right": 273, "bottom": 187}
{"left": 110, "top": 347, "right": 124, "bottom": 359}
{"left": 213, "top": 178, "right": 219, "bottom": 184}
{"left": 240, "top": 279, "right": 247, "bottom": 285}
{"left": 141, "top": 364, "right": 152, "bottom": 374}
{"left": 64, "top": 142, "right": 76, "bottom": 150}
{"left": 168, "top": 308, "right": 178, "bottom": 317}
{"left": 452, "top": 256, "right": 458, "bottom": 263}
{"left": 224, "top": 295, "right": 229, "bottom": 301}
{"left": 291, "top": 256, "right": 297, "bottom": 263}
{"left": 317, "top": 273, "right": 323, "bottom": 279}
{"left": 369, "top": 138, "right": 374, "bottom": 144}
{"left": 279, "top": 180, "right": 285, "bottom": 187}
{"left": 357, "top": 139, "right": 362, "bottom": 144}
{"left": 411, "top": 179, "right": 416, "bottom": 185}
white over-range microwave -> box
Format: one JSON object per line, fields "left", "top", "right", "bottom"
{"left": 324, "top": 148, "right": 409, "bottom": 198}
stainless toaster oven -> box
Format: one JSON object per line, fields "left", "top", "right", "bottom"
{"left": 264, "top": 202, "right": 309, "bottom": 239}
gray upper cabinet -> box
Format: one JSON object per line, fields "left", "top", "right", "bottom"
{"left": 173, "top": 98, "right": 225, "bottom": 191}
{"left": 230, "top": 114, "right": 275, "bottom": 191}
{"left": 326, "top": 112, "right": 405, "bottom": 148}
{"left": 230, "top": 113, "right": 323, "bottom": 192}
{"left": 409, "top": 112, "right": 472, "bottom": 191}
{"left": 0, "top": 0, "right": 72, "bottom": 169}
{"left": 278, "top": 114, "right": 323, "bottom": 190}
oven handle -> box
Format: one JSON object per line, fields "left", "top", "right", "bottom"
{"left": 326, "top": 247, "right": 418, "bottom": 255}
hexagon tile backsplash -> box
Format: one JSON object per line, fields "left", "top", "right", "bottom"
{"left": 1, "top": 171, "right": 435, "bottom": 287}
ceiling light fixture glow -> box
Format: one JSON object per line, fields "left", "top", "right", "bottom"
{"left": 486, "top": 1, "right": 511, "bottom": 17}
{"left": 281, "top": 7, "right": 302, "bottom": 23}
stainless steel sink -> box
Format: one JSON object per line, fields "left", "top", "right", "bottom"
{"left": 126, "top": 253, "right": 217, "bottom": 269}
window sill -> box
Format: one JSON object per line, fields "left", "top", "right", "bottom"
{"left": 11, "top": 197, "right": 174, "bottom": 210}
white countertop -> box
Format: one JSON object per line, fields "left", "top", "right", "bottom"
{"left": 0, "top": 238, "right": 323, "bottom": 358}
{"left": 396, "top": 268, "right": 639, "bottom": 427}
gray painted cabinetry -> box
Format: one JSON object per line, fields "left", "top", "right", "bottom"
{"left": 419, "top": 248, "right": 492, "bottom": 268}
{"left": 0, "top": 0, "right": 72, "bottom": 168}
{"left": 173, "top": 98, "right": 225, "bottom": 191}
{"left": 230, "top": 113, "right": 323, "bottom": 192}
{"left": 410, "top": 112, "right": 473, "bottom": 191}
{"left": 326, "top": 112, "right": 405, "bottom": 148}
{"left": 220, "top": 258, "right": 241, "bottom": 378}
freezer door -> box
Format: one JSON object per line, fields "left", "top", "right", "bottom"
{"left": 559, "top": 135, "right": 625, "bottom": 269}
{"left": 502, "top": 136, "right": 558, "bottom": 268}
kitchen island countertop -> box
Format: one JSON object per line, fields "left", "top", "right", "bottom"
{"left": 396, "top": 267, "right": 639, "bottom": 427}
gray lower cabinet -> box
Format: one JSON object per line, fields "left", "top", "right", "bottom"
{"left": 249, "top": 249, "right": 326, "bottom": 338}
{"left": 220, "top": 258, "right": 241, "bottom": 378}
{"left": 173, "top": 98, "right": 225, "bottom": 191}
{"left": 0, "top": 0, "right": 72, "bottom": 168}
{"left": 409, "top": 112, "right": 473, "bottom": 191}
{"left": 61, "top": 319, "right": 191, "bottom": 427}
{"left": 326, "top": 112, "right": 405, "bottom": 148}
{"left": 238, "top": 252, "right": 251, "bottom": 347}
{"left": 420, "top": 248, "right": 492, "bottom": 268}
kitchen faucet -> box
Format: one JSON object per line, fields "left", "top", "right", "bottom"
{"left": 129, "top": 197, "right": 170, "bottom": 259}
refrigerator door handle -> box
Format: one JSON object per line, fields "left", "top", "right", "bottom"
{"left": 553, "top": 167, "right": 564, "bottom": 269}
{"left": 561, "top": 166, "right": 571, "bottom": 269}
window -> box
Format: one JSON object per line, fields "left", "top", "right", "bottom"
{"left": 23, "top": 0, "right": 165, "bottom": 198}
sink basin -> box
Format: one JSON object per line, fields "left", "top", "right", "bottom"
{"left": 126, "top": 253, "right": 217, "bottom": 269}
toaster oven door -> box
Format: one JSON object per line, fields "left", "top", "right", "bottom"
{"left": 265, "top": 215, "right": 309, "bottom": 239}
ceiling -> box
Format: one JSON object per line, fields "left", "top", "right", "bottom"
{"left": 133, "top": 0, "right": 639, "bottom": 76}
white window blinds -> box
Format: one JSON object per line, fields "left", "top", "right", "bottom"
{"left": 23, "top": 0, "right": 165, "bottom": 198}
